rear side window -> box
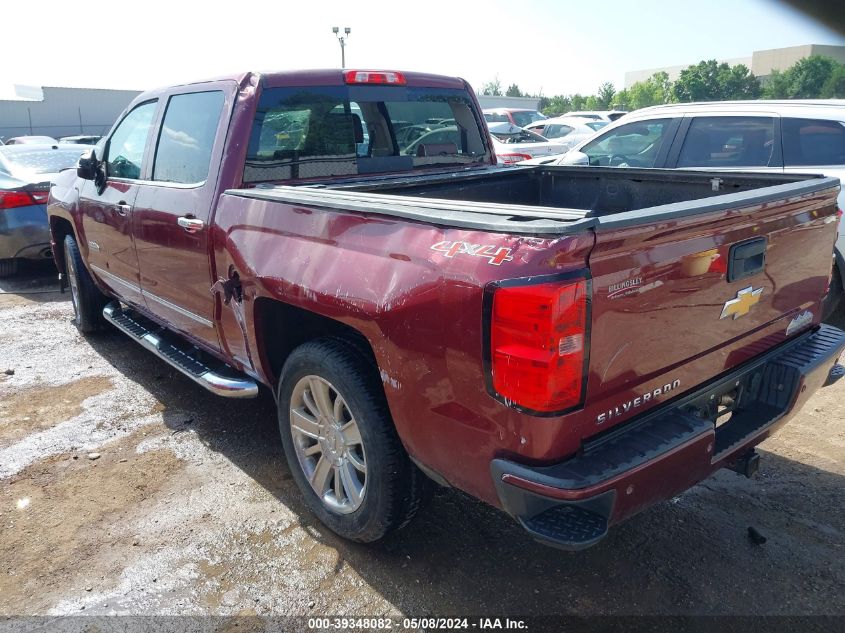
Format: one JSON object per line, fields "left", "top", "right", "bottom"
{"left": 581, "top": 118, "right": 674, "bottom": 167}
{"left": 511, "top": 111, "right": 544, "bottom": 127}
{"left": 543, "top": 124, "right": 574, "bottom": 139}
{"left": 106, "top": 101, "right": 157, "bottom": 180}
{"left": 153, "top": 91, "right": 225, "bottom": 184}
{"left": 484, "top": 113, "right": 510, "bottom": 123}
{"left": 677, "top": 116, "right": 776, "bottom": 168}
{"left": 783, "top": 118, "right": 845, "bottom": 166}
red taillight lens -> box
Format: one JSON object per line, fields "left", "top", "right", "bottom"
{"left": 497, "top": 153, "right": 532, "bottom": 164}
{"left": 490, "top": 277, "right": 589, "bottom": 413}
{"left": 0, "top": 190, "right": 40, "bottom": 211}
{"left": 343, "top": 70, "right": 406, "bottom": 85}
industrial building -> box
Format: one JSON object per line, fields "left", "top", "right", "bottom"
{"left": 625, "top": 43, "right": 845, "bottom": 87}
{"left": 0, "top": 85, "right": 140, "bottom": 141}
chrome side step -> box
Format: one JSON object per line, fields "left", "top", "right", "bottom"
{"left": 103, "top": 302, "right": 259, "bottom": 398}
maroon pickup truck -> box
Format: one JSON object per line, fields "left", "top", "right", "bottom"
{"left": 48, "top": 69, "right": 845, "bottom": 550}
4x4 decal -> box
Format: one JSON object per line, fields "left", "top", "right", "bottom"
{"left": 431, "top": 241, "right": 513, "bottom": 266}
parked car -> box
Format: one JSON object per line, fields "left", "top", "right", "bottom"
{"left": 482, "top": 108, "right": 547, "bottom": 127}
{"left": 486, "top": 122, "right": 568, "bottom": 162}
{"left": 48, "top": 70, "right": 844, "bottom": 552}
{"left": 59, "top": 135, "right": 102, "bottom": 145}
{"left": 4, "top": 135, "right": 59, "bottom": 145}
{"left": 566, "top": 110, "right": 628, "bottom": 122}
{"left": 524, "top": 116, "right": 607, "bottom": 150}
{"left": 537, "top": 100, "right": 845, "bottom": 317}
{"left": 0, "top": 144, "right": 88, "bottom": 276}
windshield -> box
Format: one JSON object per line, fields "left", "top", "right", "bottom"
{"left": 511, "top": 111, "right": 546, "bottom": 127}
{"left": 244, "top": 85, "right": 489, "bottom": 183}
{"left": 0, "top": 147, "right": 85, "bottom": 175}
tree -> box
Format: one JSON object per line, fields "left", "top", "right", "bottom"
{"left": 822, "top": 64, "right": 845, "bottom": 98}
{"left": 541, "top": 94, "right": 571, "bottom": 115}
{"left": 718, "top": 63, "right": 760, "bottom": 100}
{"left": 584, "top": 95, "right": 599, "bottom": 110}
{"left": 782, "top": 55, "right": 840, "bottom": 98}
{"left": 505, "top": 83, "right": 524, "bottom": 97}
{"left": 762, "top": 69, "right": 790, "bottom": 98}
{"left": 673, "top": 60, "right": 761, "bottom": 102}
{"left": 596, "top": 82, "right": 616, "bottom": 109}
{"left": 481, "top": 77, "right": 502, "bottom": 96}
{"left": 625, "top": 71, "right": 674, "bottom": 110}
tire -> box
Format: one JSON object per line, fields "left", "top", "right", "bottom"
{"left": 823, "top": 264, "right": 843, "bottom": 322}
{"left": 63, "top": 234, "right": 108, "bottom": 333}
{"left": 277, "top": 338, "right": 431, "bottom": 542}
{"left": 0, "top": 258, "right": 19, "bottom": 278}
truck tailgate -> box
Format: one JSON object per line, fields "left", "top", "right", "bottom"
{"left": 585, "top": 183, "right": 840, "bottom": 431}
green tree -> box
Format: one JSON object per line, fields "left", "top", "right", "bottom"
{"left": 718, "top": 63, "right": 760, "bottom": 99}
{"left": 505, "top": 83, "right": 524, "bottom": 97}
{"left": 822, "top": 65, "right": 845, "bottom": 98}
{"left": 584, "top": 95, "right": 599, "bottom": 110}
{"left": 570, "top": 94, "right": 587, "bottom": 111}
{"left": 596, "top": 81, "right": 616, "bottom": 109}
{"left": 481, "top": 77, "right": 502, "bottom": 96}
{"left": 625, "top": 71, "right": 674, "bottom": 110}
{"left": 541, "top": 94, "right": 571, "bottom": 115}
{"left": 783, "top": 55, "right": 841, "bottom": 98}
{"left": 762, "top": 69, "right": 790, "bottom": 98}
{"left": 613, "top": 88, "right": 630, "bottom": 111}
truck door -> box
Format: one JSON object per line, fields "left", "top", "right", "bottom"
{"left": 79, "top": 100, "right": 158, "bottom": 307}
{"left": 132, "top": 87, "right": 231, "bottom": 350}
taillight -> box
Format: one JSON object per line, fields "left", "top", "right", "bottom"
{"left": 0, "top": 190, "right": 42, "bottom": 211}
{"left": 488, "top": 276, "right": 590, "bottom": 414}
{"left": 343, "top": 70, "right": 406, "bottom": 85}
{"left": 497, "top": 153, "right": 532, "bottom": 164}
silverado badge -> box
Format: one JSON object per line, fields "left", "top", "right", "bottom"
{"left": 720, "top": 286, "right": 763, "bottom": 320}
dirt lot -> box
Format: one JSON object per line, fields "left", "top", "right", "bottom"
{"left": 1, "top": 264, "right": 844, "bottom": 619}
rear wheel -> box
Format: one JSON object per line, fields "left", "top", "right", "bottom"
{"left": 64, "top": 234, "right": 108, "bottom": 333}
{"left": 277, "top": 338, "right": 431, "bottom": 542}
{"left": 0, "top": 258, "right": 19, "bottom": 278}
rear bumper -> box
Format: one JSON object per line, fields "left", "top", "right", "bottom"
{"left": 0, "top": 204, "right": 51, "bottom": 260}
{"left": 491, "top": 324, "right": 845, "bottom": 550}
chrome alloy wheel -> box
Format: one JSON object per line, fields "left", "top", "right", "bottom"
{"left": 65, "top": 249, "right": 81, "bottom": 319}
{"left": 289, "top": 375, "right": 367, "bottom": 514}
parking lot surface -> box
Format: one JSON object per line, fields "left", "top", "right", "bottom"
{"left": 1, "top": 266, "right": 844, "bottom": 617}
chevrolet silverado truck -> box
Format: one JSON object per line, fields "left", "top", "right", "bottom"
{"left": 47, "top": 69, "right": 845, "bottom": 550}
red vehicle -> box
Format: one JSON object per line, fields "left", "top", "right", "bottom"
{"left": 48, "top": 69, "right": 845, "bottom": 550}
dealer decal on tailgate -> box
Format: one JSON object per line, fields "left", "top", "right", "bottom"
{"left": 431, "top": 241, "right": 514, "bottom": 266}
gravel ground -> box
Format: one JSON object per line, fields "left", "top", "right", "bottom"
{"left": 1, "top": 264, "right": 844, "bottom": 619}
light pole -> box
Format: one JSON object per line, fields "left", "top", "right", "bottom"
{"left": 332, "top": 26, "right": 351, "bottom": 68}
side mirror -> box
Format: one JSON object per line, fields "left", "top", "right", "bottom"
{"left": 560, "top": 150, "right": 590, "bottom": 166}
{"left": 77, "top": 150, "right": 98, "bottom": 180}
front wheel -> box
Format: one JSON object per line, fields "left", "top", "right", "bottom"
{"left": 64, "top": 234, "right": 108, "bottom": 333}
{"left": 277, "top": 338, "right": 431, "bottom": 542}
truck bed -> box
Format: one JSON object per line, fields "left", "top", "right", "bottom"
{"left": 226, "top": 166, "right": 837, "bottom": 235}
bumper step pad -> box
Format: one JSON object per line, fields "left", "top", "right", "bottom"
{"left": 520, "top": 505, "right": 608, "bottom": 549}
{"left": 103, "top": 302, "right": 258, "bottom": 398}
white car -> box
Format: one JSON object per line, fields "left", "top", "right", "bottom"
{"left": 523, "top": 116, "right": 607, "bottom": 151}
{"left": 565, "top": 110, "right": 628, "bottom": 122}
{"left": 486, "top": 122, "right": 567, "bottom": 163}
{"left": 530, "top": 99, "right": 845, "bottom": 315}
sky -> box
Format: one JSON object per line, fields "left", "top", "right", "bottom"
{"left": 3, "top": 0, "right": 844, "bottom": 97}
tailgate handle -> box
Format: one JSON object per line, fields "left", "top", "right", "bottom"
{"left": 728, "top": 237, "right": 767, "bottom": 282}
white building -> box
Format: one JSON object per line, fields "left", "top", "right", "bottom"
{"left": 0, "top": 85, "right": 140, "bottom": 141}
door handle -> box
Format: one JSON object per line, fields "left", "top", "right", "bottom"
{"left": 112, "top": 203, "right": 131, "bottom": 216}
{"left": 177, "top": 216, "right": 205, "bottom": 234}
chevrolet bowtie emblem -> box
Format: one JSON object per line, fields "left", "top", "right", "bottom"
{"left": 720, "top": 286, "right": 763, "bottom": 320}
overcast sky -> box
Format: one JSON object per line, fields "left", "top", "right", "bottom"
{"left": 4, "top": 0, "right": 844, "bottom": 96}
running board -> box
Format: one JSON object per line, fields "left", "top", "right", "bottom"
{"left": 102, "top": 302, "right": 259, "bottom": 398}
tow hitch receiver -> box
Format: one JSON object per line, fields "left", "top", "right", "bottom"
{"left": 730, "top": 450, "right": 760, "bottom": 478}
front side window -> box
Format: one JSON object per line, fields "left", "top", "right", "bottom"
{"left": 106, "top": 101, "right": 157, "bottom": 179}
{"left": 153, "top": 91, "right": 225, "bottom": 184}
{"left": 581, "top": 118, "right": 674, "bottom": 167}
{"left": 677, "top": 116, "right": 776, "bottom": 168}
{"left": 244, "top": 86, "right": 488, "bottom": 183}
{"left": 543, "top": 124, "right": 574, "bottom": 139}
{"left": 783, "top": 118, "right": 845, "bottom": 166}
